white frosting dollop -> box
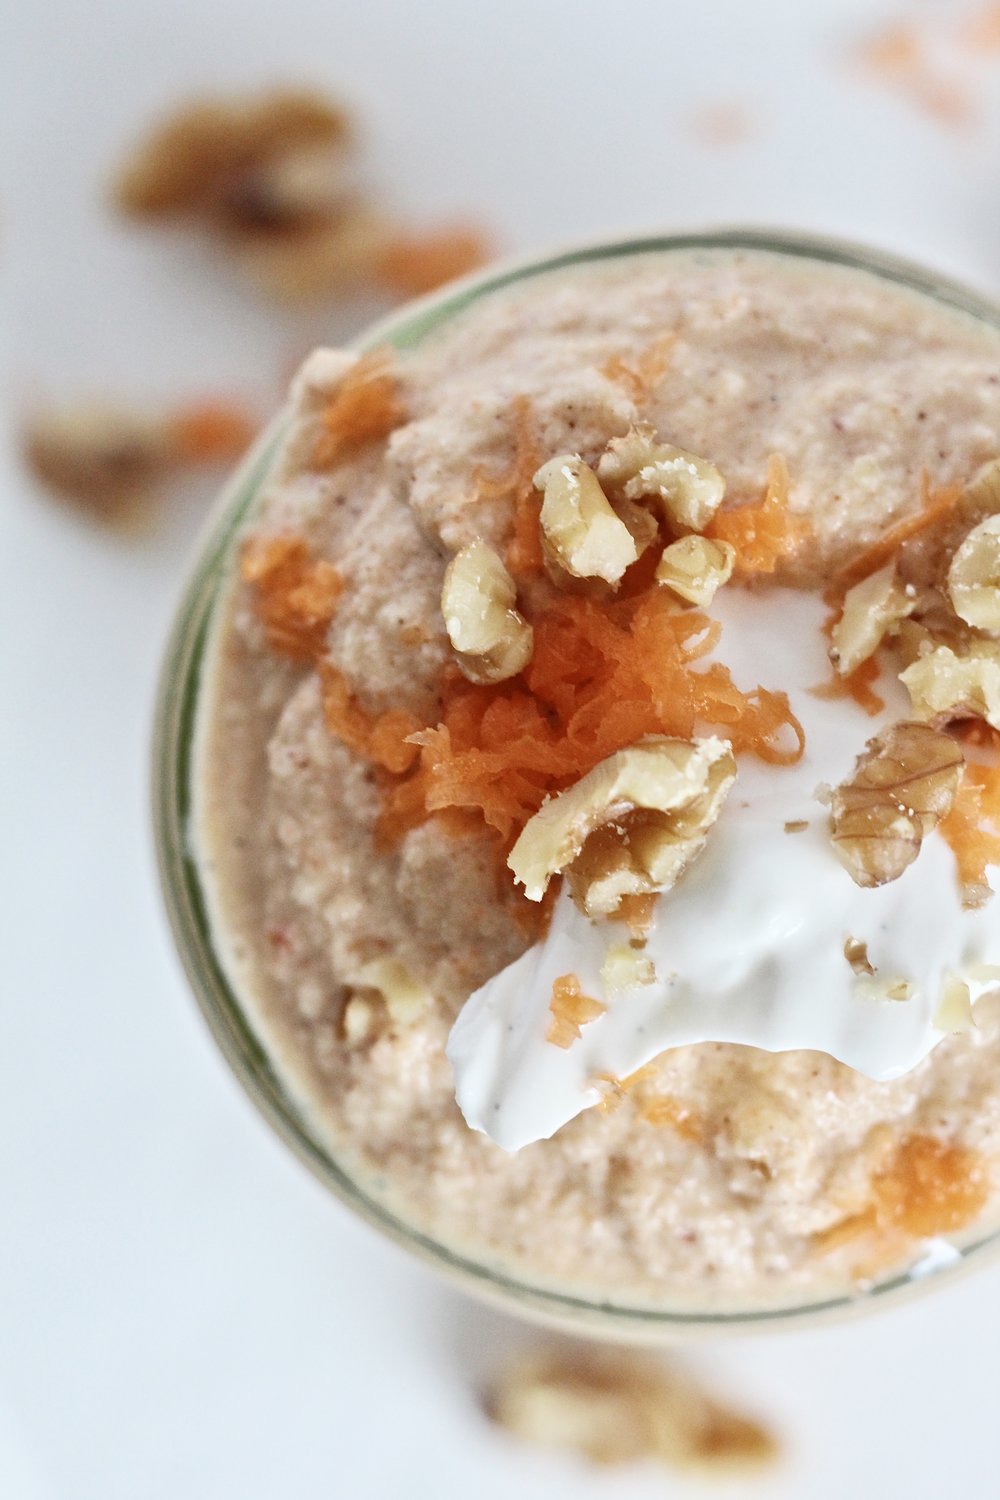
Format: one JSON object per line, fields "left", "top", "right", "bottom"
{"left": 447, "top": 587, "right": 999, "bottom": 1152}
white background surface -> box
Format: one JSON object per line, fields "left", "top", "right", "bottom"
{"left": 5, "top": 1, "right": 1000, "bottom": 1495}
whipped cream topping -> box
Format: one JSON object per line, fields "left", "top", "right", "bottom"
{"left": 447, "top": 587, "right": 1000, "bottom": 1152}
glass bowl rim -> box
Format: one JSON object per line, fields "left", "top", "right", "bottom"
{"left": 152, "top": 226, "right": 1000, "bottom": 1338}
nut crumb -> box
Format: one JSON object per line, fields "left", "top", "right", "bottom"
{"left": 352, "top": 957, "right": 434, "bottom": 1027}
{"left": 784, "top": 818, "right": 809, "bottom": 833}
{"left": 600, "top": 942, "right": 656, "bottom": 998}
{"left": 934, "top": 975, "right": 975, "bottom": 1033}
{"left": 844, "top": 936, "right": 875, "bottom": 976}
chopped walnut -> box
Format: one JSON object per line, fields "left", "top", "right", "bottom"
{"left": 22, "top": 397, "right": 258, "bottom": 521}
{"left": 113, "top": 89, "right": 355, "bottom": 229}
{"left": 900, "top": 642, "right": 1000, "bottom": 729}
{"left": 656, "top": 534, "right": 735, "bottom": 605}
{"left": 507, "top": 736, "right": 736, "bottom": 915}
{"left": 947, "top": 515, "right": 1000, "bottom": 632}
{"left": 598, "top": 425, "right": 726, "bottom": 532}
{"left": 341, "top": 995, "right": 375, "bottom": 1045}
{"left": 829, "top": 722, "right": 963, "bottom": 888}
{"left": 485, "top": 1350, "right": 777, "bottom": 1475}
{"left": 855, "top": 974, "right": 915, "bottom": 1002}
{"left": 441, "top": 540, "right": 534, "bottom": 684}
{"left": 112, "top": 89, "right": 496, "bottom": 303}
{"left": 533, "top": 454, "right": 639, "bottom": 585}
{"left": 600, "top": 942, "right": 656, "bottom": 998}
{"left": 831, "top": 563, "right": 916, "bottom": 675}
{"left": 934, "top": 975, "right": 975, "bottom": 1033}
{"left": 235, "top": 204, "right": 394, "bottom": 302}
{"left": 352, "top": 958, "right": 433, "bottom": 1027}
{"left": 844, "top": 936, "right": 875, "bottom": 976}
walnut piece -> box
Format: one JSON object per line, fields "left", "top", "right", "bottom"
{"left": 485, "top": 1350, "right": 777, "bottom": 1475}
{"left": 22, "top": 397, "right": 258, "bottom": 521}
{"left": 656, "top": 534, "right": 735, "bottom": 605}
{"left": 22, "top": 403, "right": 170, "bottom": 516}
{"left": 113, "top": 89, "right": 354, "bottom": 228}
{"left": 829, "top": 722, "right": 963, "bottom": 888}
{"left": 831, "top": 563, "right": 916, "bottom": 675}
{"left": 947, "top": 515, "right": 1000, "bottom": 632}
{"left": 441, "top": 539, "right": 533, "bottom": 684}
{"left": 844, "top": 936, "right": 875, "bottom": 976}
{"left": 934, "top": 975, "right": 974, "bottom": 1034}
{"left": 900, "top": 642, "right": 1000, "bottom": 729}
{"left": 352, "top": 958, "right": 433, "bottom": 1027}
{"left": 533, "top": 454, "right": 639, "bottom": 585}
{"left": 507, "top": 736, "right": 736, "bottom": 914}
{"left": 597, "top": 424, "right": 726, "bottom": 532}
{"left": 341, "top": 995, "right": 375, "bottom": 1045}
{"left": 600, "top": 942, "right": 657, "bottom": 997}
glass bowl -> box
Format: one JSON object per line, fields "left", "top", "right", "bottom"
{"left": 153, "top": 229, "right": 1000, "bottom": 1339}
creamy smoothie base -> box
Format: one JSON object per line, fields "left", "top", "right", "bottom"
{"left": 194, "top": 247, "right": 1000, "bottom": 1311}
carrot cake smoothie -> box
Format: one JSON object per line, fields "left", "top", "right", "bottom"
{"left": 192, "top": 246, "right": 1000, "bottom": 1311}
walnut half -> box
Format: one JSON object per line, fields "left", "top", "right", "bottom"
{"left": 441, "top": 539, "right": 533, "bottom": 684}
{"left": 829, "top": 721, "right": 963, "bottom": 888}
{"left": 507, "top": 736, "right": 736, "bottom": 916}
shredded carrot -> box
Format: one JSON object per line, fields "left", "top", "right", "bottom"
{"left": 168, "top": 399, "right": 259, "bottom": 463}
{"left": 910, "top": 75, "right": 978, "bottom": 131}
{"left": 708, "top": 455, "right": 809, "bottom": 575}
{"left": 546, "top": 973, "right": 605, "bottom": 1048}
{"left": 831, "top": 475, "right": 965, "bottom": 597}
{"left": 377, "top": 225, "right": 493, "bottom": 297}
{"left": 241, "top": 534, "right": 343, "bottom": 660}
{"left": 600, "top": 333, "right": 676, "bottom": 405}
{"left": 810, "top": 655, "right": 886, "bottom": 717}
{"left": 873, "top": 1135, "right": 988, "bottom": 1238}
{"left": 854, "top": 22, "right": 922, "bottom": 77}
{"left": 311, "top": 349, "right": 405, "bottom": 468}
{"left": 816, "top": 1133, "right": 989, "bottom": 1253}
{"left": 318, "top": 660, "right": 421, "bottom": 774}
{"left": 939, "top": 759, "right": 1000, "bottom": 905}
{"left": 960, "top": 2, "right": 1000, "bottom": 52}
{"left": 382, "top": 587, "right": 804, "bottom": 846}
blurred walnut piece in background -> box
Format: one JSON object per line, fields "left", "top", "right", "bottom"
{"left": 112, "top": 87, "right": 494, "bottom": 301}
{"left": 22, "top": 397, "right": 259, "bottom": 524}
{"left": 485, "top": 1346, "right": 778, "bottom": 1474}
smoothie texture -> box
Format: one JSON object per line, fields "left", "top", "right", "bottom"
{"left": 193, "top": 247, "right": 1000, "bottom": 1310}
